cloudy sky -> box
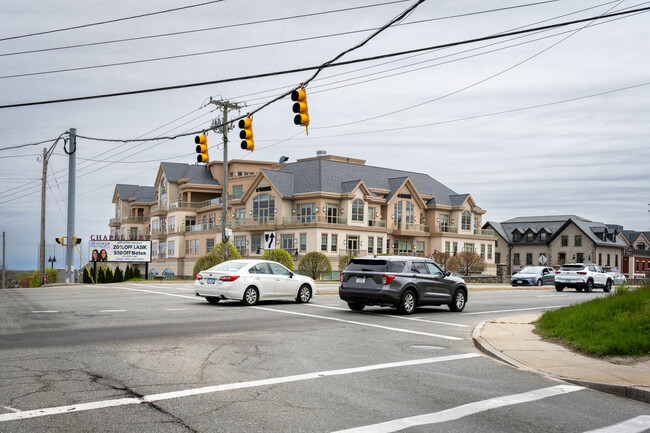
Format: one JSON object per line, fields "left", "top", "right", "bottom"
{"left": 1, "top": 0, "right": 649, "bottom": 270}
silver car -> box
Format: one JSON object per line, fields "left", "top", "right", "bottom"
{"left": 511, "top": 266, "right": 556, "bottom": 287}
{"left": 607, "top": 272, "right": 627, "bottom": 285}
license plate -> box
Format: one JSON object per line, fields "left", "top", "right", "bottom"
{"left": 517, "top": 280, "right": 522, "bottom": 284}
{"left": 207, "top": 278, "right": 215, "bottom": 284}
{"left": 356, "top": 277, "right": 366, "bottom": 284}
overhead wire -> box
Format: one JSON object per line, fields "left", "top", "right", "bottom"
{"left": 2, "top": 5, "right": 649, "bottom": 110}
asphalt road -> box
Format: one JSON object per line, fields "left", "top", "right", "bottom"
{"left": 0, "top": 283, "right": 648, "bottom": 433}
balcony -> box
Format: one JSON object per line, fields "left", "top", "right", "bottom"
{"left": 151, "top": 227, "right": 167, "bottom": 235}
{"left": 474, "top": 228, "right": 495, "bottom": 237}
{"left": 232, "top": 217, "right": 278, "bottom": 228}
{"left": 392, "top": 222, "right": 430, "bottom": 233}
{"left": 432, "top": 225, "right": 459, "bottom": 234}
{"left": 367, "top": 219, "right": 386, "bottom": 228}
{"left": 122, "top": 216, "right": 149, "bottom": 224}
{"left": 281, "top": 215, "right": 348, "bottom": 226}
{"left": 109, "top": 218, "right": 120, "bottom": 226}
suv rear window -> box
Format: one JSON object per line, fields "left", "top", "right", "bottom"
{"left": 345, "top": 259, "right": 407, "bottom": 273}
{"left": 560, "top": 264, "right": 585, "bottom": 271}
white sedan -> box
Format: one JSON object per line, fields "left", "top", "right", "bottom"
{"left": 194, "top": 259, "right": 314, "bottom": 305}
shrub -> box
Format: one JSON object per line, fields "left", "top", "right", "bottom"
{"left": 298, "top": 252, "right": 332, "bottom": 280}
{"left": 90, "top": 267, "right": 97, "bottom": 284}
{"left": 447, "top": 251, "right": 486, "bottom": 276}
{"left": 29, "top": 271, "right": 39, "bottom": 287}
{"left": 433, "top": 251, "right": 452, "bottom": 270}
{"left": 124, "top": 265, "right": 133, "bottom": 281}
{"left": 45, "top": 268, "right": 57, "bottom": 284}
{"left": 193, "top": 242, "right": 242, "bottom": 277}
{"left": 113, "top": 266, "right": 123, "bottom": 283}
{"left": 133, "top": 267, "right": 142, "bottom": 279}
{"left": 18, "top": 277, "right": 31, "bottom": 288}
{"left": 104, "top": 267, "right": 114, "bottom": 283}
{"left": 261, "top": 249, "right": 294, "bottom": 271}
{"left": 83, "top": 267, "right": 91, "bottom": 283}
{"left": 338, "top": 254, "right": 356, "bottom": 273}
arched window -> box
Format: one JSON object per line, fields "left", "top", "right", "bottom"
{"left": 163, "top": 268, "right": 174, "bottom": 276}
{"left": 253, "top": 194, "right": 275, "bottom": 223}
{"left": 352, "top": 199, "right": 364, "bottom": 222}
{"left": 461, "top": 211, "right": 471, "bottom": 231}
{"left": 149, "top": 268, "right": 159, "bottom": 276}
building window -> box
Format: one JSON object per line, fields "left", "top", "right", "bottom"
{"left": 474, "top": 217, "right": 479, "bottom": 231}
{"left": 615, "top": 254, "right": 618, "bottom": 267}
{"left": 368, "top": 207, "right": 376, "bottom": 226}
{"left": 152, "top": 242, "right": 158, "bottom": 257}
{"left": 232, "top": 185, "right": 243, "bottom": 199}
{"left": 599, "top": 253, "right": 602, "bottom": 266}
{"left": 416, "top": 241, "right": 425, "bottom": 255}
{"left": 513, "top": 253, "right": 520, "bottom": 265}
{"left": 253, "top": 193, "right": 275, "bottom": 223}
{"left": 168, "top": 240, "right": 175, "bottom": 256}
{"left": 453, "top": 242, "right": 458, "bottom": 254}
{"left": 540, "top": 232, "right": 547, "bottom": 241}
{"left": 185, "top": 240, "right": 190, "bottom": 254}
{"left": 607, "top": 254, "right": 610, "bottom": 267}
{"left": 558, "top": 252, "right": 566, "bottom": 264}
{"left": 351, "top": 199, "right": 364, "bottom": 222}
{"left": 331, "top": 234, "right": 338, "bottom": 252}
{"left": 526, "top": 253, "right": 533, "bottom": 265}
{"left": 377, "top": 237, "right": 383, "bottom": 254}
{"left": 464, "top": 243, "right": 474, "bottom": 253}
{"left": 251, "top": 235, "right": 261, "bottom": 254}
{"left": 235, "top": 208, "right": 246, "bottom": 226}
{"left": 576, "top": 252, "right": 584, "bottom": 262}
{"left": 281, "top": 234, "right": 294, "bottom": 250}
{"left": 487, "top": 245, "right": 492, "bottom": 260}
{"left": 168, "top": 216, "right": 175, "bottom": 231}
{"left": 297, "top": 203, "right": 316, "bottom": 223}
{"left": 461, "top": 211, "right": 471, "bottom": 231}
{"left": 194, "top": 240, "right": 200, "bottom": 255}
{"left": 445, "top": 241, "right": 451, "bottom": 253}
{"left": 513, "top": 232, "right": 522, "bottom": 242}
{"left": 300, "top": 233, "right": 307, "bottom": 251}
{"left": 637, "top": 242, "right": 646, "bottom": 250}
{"left": 235, "top": 236, "right": 246, "bottom": 254}
{"left": 439, "top": 214, "right": 450, "bottom": 231}
{"left": 575, "top": 235, "right": 582, "bottom": 247}
{"left": 321, "top": 234, "right": 328, "bottom": 252}
{"left": 526, "top": 232, "right": 534, "bottom": 242}
{"left": 495, "top": 252, "right": 501, "bottom": 264}
{"left": 368, "top": 237, "right": 374, "bottom": 254}
{"left": 480, "top": 244, "right": 485, "bottom": 258}
{"left": 561, "top": 236, "right": 568, "bottom": 247}
{"left": 206, "top": 238, "right": 214, "bottom": 254}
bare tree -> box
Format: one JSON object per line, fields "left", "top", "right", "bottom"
{"left": 432, "top": 251, "right": 452, "bottom": 270}
{"left": 448, "top": 251, "right": 486, "bottom": 276}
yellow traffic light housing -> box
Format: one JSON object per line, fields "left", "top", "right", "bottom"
{"left": 239, "top": 115, "right": 254, "bottom": 151}
{"left": 195, "top": 132, "right": 209, "bottom": 164}
{"left": 73, "top": 237, "right": 82, "bottom": 245}
{"left": 55, "top": 237, "right": 64, "bottom": 245}
{"left": 291, "top": 85, "right": 309, "bottom": 134}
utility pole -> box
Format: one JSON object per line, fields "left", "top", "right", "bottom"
{"left": 2, "top": 231, "right": 5, "bottom": 290}
{"left": 65, "top": 128, "right": 77, "bottom": 283}
{"left": 39, "top": 147, "right": 48, "bottom": 286}
{"left": 206, "top": 99, "right": 244, "bottom": 263}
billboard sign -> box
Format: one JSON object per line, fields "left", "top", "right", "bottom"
{"left": 89, "top": 240, "right": 151, "bottom": 263}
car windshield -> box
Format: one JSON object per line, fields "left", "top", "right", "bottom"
{"left": 519, "top": 266, "right": 543, "bottom": 274}
{"left": 207, "top": 261, "right": 247, "bottom": 272}
{"left": 346, "top": 259, "right": 406, "bottom": 273}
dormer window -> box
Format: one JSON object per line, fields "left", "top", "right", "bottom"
{"left": 526, "top": 232, "right": 534, "bottom": 242}
{"left": 513, "top": 232, "right": 522, "bottom": 242}
{"left": 540, "top": 232, "right": 547, "bottom": 241}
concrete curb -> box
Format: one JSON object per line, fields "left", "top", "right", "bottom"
{"left": 472, "top": 321, "right": 650, "bottom": 404}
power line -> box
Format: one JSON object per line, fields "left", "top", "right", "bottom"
{"left": 0, "top": 138, "right": 64, "bottom": 152}
{"left": 0, "top": 0, "right": 226, "bottom": 42}
{"left": 0, "top": 0, "right": 410, "bottom": 57}
{"left": 2, "top": 5, "right": 648, "bottom": 111}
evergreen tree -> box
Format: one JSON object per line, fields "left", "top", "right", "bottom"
{"left": 125, "top": 265, "right": 133, "bottom": 281}
{"left": 83, "top": 267, "right": 90, "bottom": 283}
{"left": 113, "top": 266, "right": 123, "bottom": 283}
{"left": 104, "top": 267, "right": 114, "bottom": 283}
{"left": 134, "top": 267, "right": 142, "bottom": 279}
{"left": 97, "top": 267, "right": 105, "bottom": 284}
{"left": 90, "top": 267, "right": 97, "bottom": 284}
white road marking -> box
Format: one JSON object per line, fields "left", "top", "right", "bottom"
{"left": 583, "top": 416, "right": 650, "bottom": 433}
{"left": 99, "top": 310, "right": 127, "bottom": 313}
{"left": 252, "top": 306, "right": 462, "bottom": 340}
{"left": 306, "top": 303, "right": 467, "bottom": 327}
{"left": 31, "top": 311, "right": 58, "bottom": 313}
{"left": 165, "top": 308, "right": 186, "bottom": 311}
{"left": 331, "top": 384, "right": 584, "bottom": 433}
{"left": 0, "top": 353, "right": 480, "bottom": 422}
{"left": 109, "top": 286, "right": 197, "bottom": 300}
{"left": 2, "top": 407, "right": 20, "bottom": 413}
{"left": 460, "top": 306, "right": 563, "bottom": 316}
{"left": 536, "top": 294, "right": 569, "bottom": 298}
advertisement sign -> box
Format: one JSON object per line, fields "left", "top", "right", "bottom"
{"left": 89, "top": 240, "right": 151, "bottom": 263}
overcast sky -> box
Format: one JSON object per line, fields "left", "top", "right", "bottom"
{"left": 1, "top": 0, "right": 649, "bottom": 271}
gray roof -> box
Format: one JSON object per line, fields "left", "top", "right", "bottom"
{"left": 620, "top": 230, "right": 650, "bottom": 245}
{"left": 261, "top": 169, "right": 294, "bottom": 197}
{"left": 161, "top": 162, "right": 220, "bottom": 186}
{"left": 273, "top": 158, "right": 466, "bottom": 206}
{"left": 116, "top": 184, "right": 156, "bottom": 202}
{"left": 485, "top": 215, "right": 627, "bottom": 248}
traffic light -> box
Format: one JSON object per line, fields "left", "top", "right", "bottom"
{"left": 73, "top": 237, "right": 82, "bottom": 245}
{"left": 195, "top": 132, "right": 209, "bottom": 163}
{"left": 239, "top": 115, "right": 254, "bottom": 151}
{"left": 291, "top": 85, "right": 310, "bottom": 134}
{"left": 55, "top": 237, "right": 65, "bottom": 245}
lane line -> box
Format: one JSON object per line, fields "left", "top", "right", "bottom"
{"left": 108, "top": 286, "right": 197, "bottom": 300}
{"left": 31, "top": 311, "right": 58, "bottom": 313}
{"left": 0, "top": 353, "right": 480, "bottom": 422}
{"left": 99, "top": 310, "right": 127, "bottom": 313}
{"left": 306, "top": 304, "right": 468, "bottom": 327}
{"left": 165, "top": 308, "right": 186, "bottom": 311}
{"left": 460, "top": 306, "right": 563, "bottom": 316}
{"left": 2, "top": 407, "right": 20, "bottom": 413}
{"left": 252, "top": 306, "right": 462, "bottom": 340}
{"left": 583, "top": 416, "right": 650, "bottom": 433}
{"left": 331, "top": 384, "right": 584, "bottom": 433}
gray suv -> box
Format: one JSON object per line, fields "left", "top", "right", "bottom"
{"left": 339, "top": 256, "right": 468, "bottom": 314}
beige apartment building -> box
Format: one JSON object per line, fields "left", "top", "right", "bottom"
{"left": 484, "top": 215, "right": 626, "bottom": 276}
{"left": 110, "top": 152, "right": 497, "bottom": 278}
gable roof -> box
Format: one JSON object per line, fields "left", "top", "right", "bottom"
{"left": 114, "top": 184, "right": 156, "bottom": 203}
{"left": 160, "top": 162, "right": 220, "bottom": 186}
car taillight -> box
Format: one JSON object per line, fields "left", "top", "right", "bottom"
{"left": 196, "top": 274, "right": 203, "bottom": 280}
{"left": 382, "top": 275, "right": 395, "bottom": 285}
{"left": 555, "top": 271, "right": 561, "bottom": 274}
{"left": 576, "top": 272, "right": 587, "bottom": 275}
{"left": 219, "top": 275, "right": 240, "bottom": 282}
{"left": 340, "top": 274, "right": 343, "bottom": 283}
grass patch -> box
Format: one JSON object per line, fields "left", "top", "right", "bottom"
{"left": 535, "top": 285, "right": 650, "bottom": 357}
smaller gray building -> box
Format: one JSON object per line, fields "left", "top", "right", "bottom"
{"left": 484, "top": 215, "right": 626, "bottom": 275}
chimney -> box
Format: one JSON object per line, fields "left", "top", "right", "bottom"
{"left": 316, "top": 150, "right": 327, "bottom": 157}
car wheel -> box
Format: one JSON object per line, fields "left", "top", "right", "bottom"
{"left": 448, "top": 289, "right": 467, "bottom": 312}
{"left": 348, "top": 302, "right": 365, "bottom": 312}
{"left": 555, "top": 284, "right": 564, "bottom": 292}
{"left": 576, "top": 287, "right": 583, "bottom": 292}
{"left": 206, "top": 296, "right": 220, "bottom": 304}
{"left": 603, "top": 279, "right": 612, "bottom": 293}
{"left": 585, "top": 280, "right": 594, "bottom": 293}
{"left": 397, "top": 290, "right": 416, "bottom": 315}
{"left": 242, "top": 286, "right": 259, "bottom": 305}
{"left": 296, "top": 284, "right": 312, "bottom": 303}
{"left": 536, "top": 279, "right": 543, "bottom": 287}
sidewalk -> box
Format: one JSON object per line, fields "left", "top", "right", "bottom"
{"left": 473, "top": 314, "right": 650, "bottom": 404}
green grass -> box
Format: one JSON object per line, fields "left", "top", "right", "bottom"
{"left": 535, "top": 285, "right": 650, "bottom": 357}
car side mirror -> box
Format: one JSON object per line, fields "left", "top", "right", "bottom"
{"left": 443, "top": 270, "right": 451, "bottom": 277}
{"left": 289, "top": 272, "right": 294, "bottom": 278}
